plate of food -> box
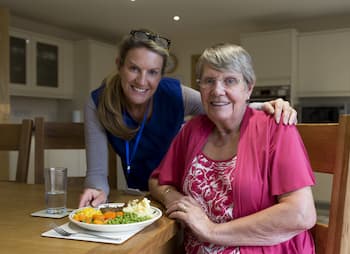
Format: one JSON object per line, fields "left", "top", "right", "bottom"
{"left": 69, "top": 198, "right": 162, "bottom": 232}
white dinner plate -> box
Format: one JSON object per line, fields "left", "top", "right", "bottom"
{"left": 69, "top": 203, "right": 162, "bottom": 232}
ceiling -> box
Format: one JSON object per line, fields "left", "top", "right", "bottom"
{"left": 2, "top": 0, "right": 350, "bottom": 42}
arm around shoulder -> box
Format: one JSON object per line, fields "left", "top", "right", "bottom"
{"left": 181, "top": 85, "right": 205, "bottom": 116}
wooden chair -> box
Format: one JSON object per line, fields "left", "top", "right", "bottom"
{"left": 34, "top": 117, "right": 117, "bottom": 189}
{"left": 296, "top": 114, "right": 350, "bottom": 254}
{"left": 0, "top": 119, "right": 33, "bottom": 182}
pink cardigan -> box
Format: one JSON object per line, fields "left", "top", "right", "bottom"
{"left": 151, "top": 108, "right": 315, "bottom": 253}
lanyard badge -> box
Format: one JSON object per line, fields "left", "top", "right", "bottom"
{"left": 123, "top": 103, "right": 150, "bottom": 175}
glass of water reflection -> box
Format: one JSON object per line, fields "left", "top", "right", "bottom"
{"left": 44, "top": 167, "right": 67, "bottom": 214}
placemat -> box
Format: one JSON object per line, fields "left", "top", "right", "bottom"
{"left": 42, "top": 222, "right": 143, "bottom": 244}
{"left": 31, "top": 209, "right": 74, "bottom": 218}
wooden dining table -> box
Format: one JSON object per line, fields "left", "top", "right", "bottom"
{"left": 0, "top": 181, "right": 181, "bottom": 254}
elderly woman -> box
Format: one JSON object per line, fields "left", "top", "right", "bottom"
{"left": 149, "top": 43, "right": 316, "bottom": 253}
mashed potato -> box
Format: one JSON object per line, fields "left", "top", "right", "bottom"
{"left": 122, "top": 198, "right": 153, "bottom": 217}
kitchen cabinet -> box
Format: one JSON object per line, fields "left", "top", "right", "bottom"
{"left": 9, "top": 28, "right": 74, "bottom": 99}
{"left": 298, "top": 29, "right": 350, "bottom": 97}
{"left": 240, "top": 29, "right": 298, "bottom": 87}
{"left": 74, "top": 39, "right": 116, "bottom": 109}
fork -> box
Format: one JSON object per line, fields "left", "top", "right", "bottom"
{"left": 49, "top": 223, "right": 121, "bottom": 240}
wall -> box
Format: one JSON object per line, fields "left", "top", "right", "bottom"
{"left": 12, "top": 14, "right": 350, "bottom": 103}
{"left": 170, "top": 15, "right": 350, "bottom": 89}
{"left": 257, "top": 14, "right": 350, "bottom": 33}
{"left": 0, "top": 8, "right": 10, "bottom": 180}
{"left": 10, "top": 96, "right": 61, "bottom": 122}
{"left": 168, "top": 23, "right": 259, "bottom": 87}
{"left": 73, "top": 39, "right": 117, "bottom": 114}
{"left": 0, "top": 8, "right": 10, "bottom": 112}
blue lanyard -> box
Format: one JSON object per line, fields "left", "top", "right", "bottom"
{"left": 124, "top": 103, "right": 150, "bottom": 175}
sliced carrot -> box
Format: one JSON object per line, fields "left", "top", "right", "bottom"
{"left": 93, "top": 219, "right": 104, "bottom": 224}
{"left": 115, "top": 211, "right": 124, "bottom": 217}
{"left": 77, "top": 213, "right": 87, "bottom": 222}
{"left": 92, "top": 214, "right": 105, "bottom": 221}
{"left": 103, "top": 211, "right": 117, "bottom": 219}
{"left": 84, "top": 217, "right": 93, "bottom": 224}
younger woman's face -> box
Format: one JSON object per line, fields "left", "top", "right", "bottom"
{"left": 119, "top": 47, "right": 164, "bottom": 107}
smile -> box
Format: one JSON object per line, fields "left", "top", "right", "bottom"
{"left": 210, "top": 101, "right": 230, "bottom": 106}
{"left": 132, "top": 85, "right": 148, "bottom": 93}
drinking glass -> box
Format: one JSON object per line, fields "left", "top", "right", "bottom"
{"left": 44, "top": 167, "right": 67, "bottom": 214}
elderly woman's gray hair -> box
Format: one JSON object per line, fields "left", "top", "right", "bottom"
{"left": 196, "top": 43, "right": 256, "bottom": 86}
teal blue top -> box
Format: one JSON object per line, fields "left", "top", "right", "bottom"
{"left": 91, "top": 77, "right": 184, "bottom": 190}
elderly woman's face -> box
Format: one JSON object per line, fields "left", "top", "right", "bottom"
{"left": 199, "top": 64, "right": 253, "bottom": 125}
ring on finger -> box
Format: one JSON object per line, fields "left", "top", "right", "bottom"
{"left": 180, "top": 203, "right": 187, "bottom": 212}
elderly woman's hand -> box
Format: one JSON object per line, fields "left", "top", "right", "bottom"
{"left": 262, "top": 98, "right": 298, "bottom": 125}
{"left": 166, "top": 196, "right": 215, "bottom": 242}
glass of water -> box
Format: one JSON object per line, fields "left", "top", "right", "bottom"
{"left": 44, "top": 167, "right": 67, "bottom": 214}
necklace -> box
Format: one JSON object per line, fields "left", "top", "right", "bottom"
{"left": 123, "top": 103, "right": 150, "bottom": 175}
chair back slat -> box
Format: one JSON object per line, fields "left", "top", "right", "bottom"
{"left": 43, "top": 122, "right": 85, "bottom": 149}
{"left": 0, "top": 119, "right": 33, "bottom": 182}
{"left": 310, "top": 223, "right": 328, "bottom": 254}
{"left": 297, "top": 123, "right": 338, "bottom": 174}
{"left": 297, "top": 115, "right": 350, "bottom": 254}
{"left": 34, "top": 117, "right": 117, "bottom": 188}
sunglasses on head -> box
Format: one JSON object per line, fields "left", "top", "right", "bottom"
{"left": 130, "top": 30, "right": 171, "bottom": 50}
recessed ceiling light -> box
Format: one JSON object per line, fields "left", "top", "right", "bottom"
{"left": 173, "top": 16, "right": 180, "bottom": 21}
{"left": 130, "top": 0, "right": 135, "bottom": 2}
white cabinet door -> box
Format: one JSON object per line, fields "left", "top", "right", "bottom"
{"left": 74, "top": 39, "right": 116, "bottom": 111}
{"left": 298, "top": 29, "right": 350, "bottom": 97}
{"left": 88, "top": 41, "right": 116, "bottom": 91}
{"left": 240, "top": 29, "right": 297, "bottom": 87}
{"left": 9, "top": 28, "right": 73, "bottom": 99}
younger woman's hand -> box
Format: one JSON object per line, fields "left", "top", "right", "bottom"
{"left": 262, "top": 98, "right": 297, "bottom": 125}
{"left": 79, "top": 188, "right": 107, "bottom": 208}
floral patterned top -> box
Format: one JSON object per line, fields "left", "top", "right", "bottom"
{"left": 183, "top": 151, "right": 240, "bottom": 254}
{"left": 152, "top": 110, "right": 316, "bottom": 253}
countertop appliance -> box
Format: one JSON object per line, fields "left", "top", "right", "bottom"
{"left": 250, "top": 85, "right": 290, "bottom": 102}
{"left": 298, "top": 97, "right": 350, "bottom": 123}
